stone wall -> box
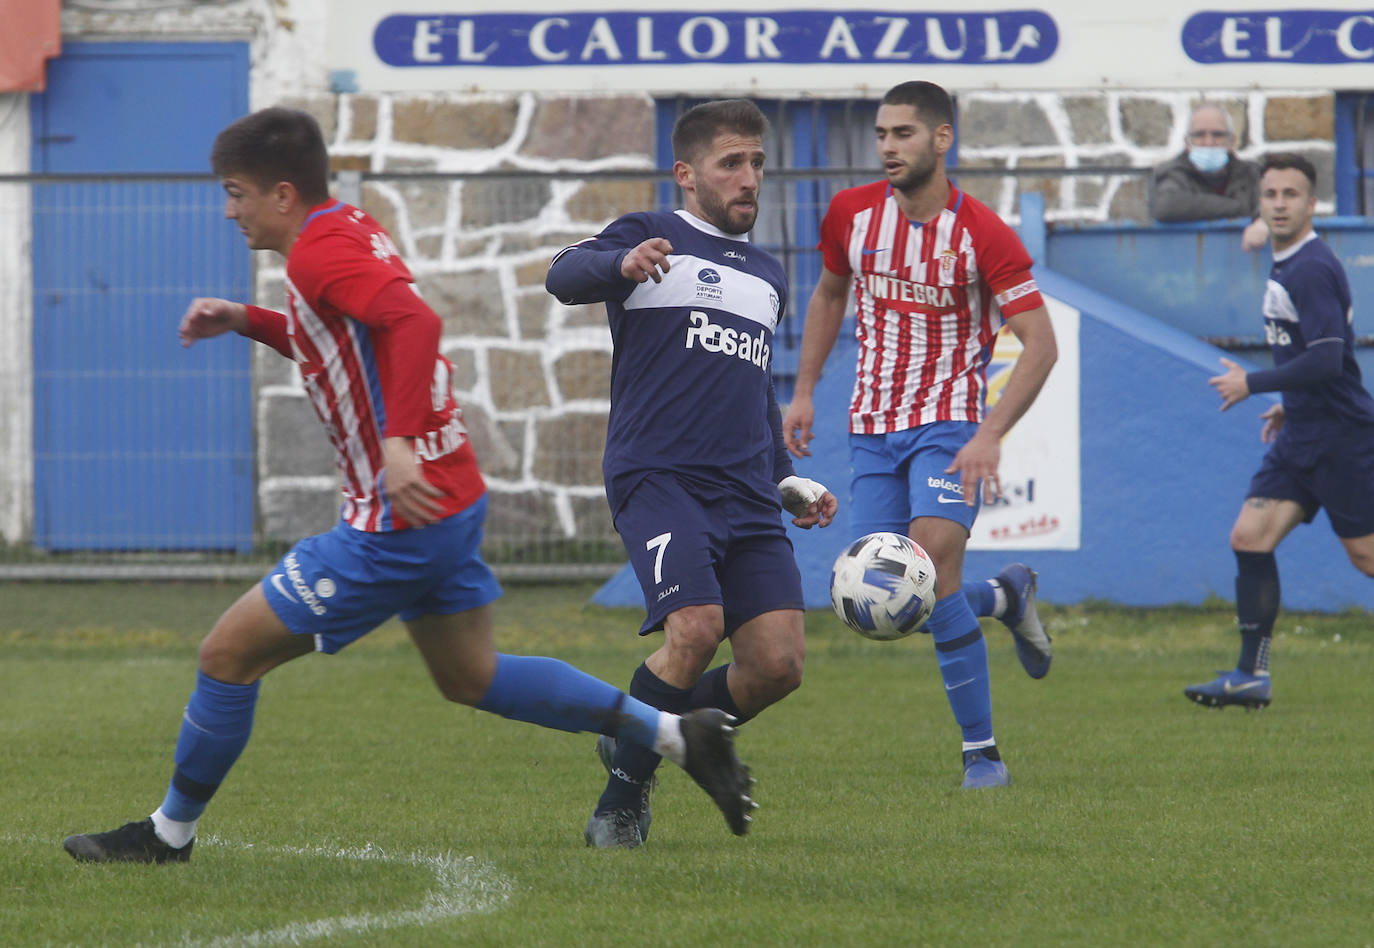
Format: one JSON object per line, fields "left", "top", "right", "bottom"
{"left": 953, "top": 90, "right": 1334, "bottom": 222}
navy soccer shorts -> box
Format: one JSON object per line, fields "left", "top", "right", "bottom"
{"left": 848, "top": 421, "right": 984, "bottom": 536}
{"left": 261, "top": 494, "right": 502, "bottom": 653}
{"left": 614, "top": 472, "right": 804, "bottom": 636}
{"left": 1248, "top": 425, "right": 1374, "bottom": 539}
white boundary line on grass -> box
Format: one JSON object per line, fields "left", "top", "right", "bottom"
{"left": 21, "top": 833, "right": 513, "bottom": 945}
{"left": 174, "top": 838, "right": 515, "bottom": 948}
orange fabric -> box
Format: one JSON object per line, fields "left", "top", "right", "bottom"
{"left": 0, "top": 0, "right": 61, "bottom": 92}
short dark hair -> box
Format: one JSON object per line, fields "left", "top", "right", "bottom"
{"left": 671, "top": 99, "right": 769, "bottom": 166}
{"left": 881, "top": 81, "right": 955, "bottom": 129}
{"left": 1260, "top": 152, "right": 1317, "bottom": 191}
{"left": 210, "top": 107, "right": 330, "bottom": 205}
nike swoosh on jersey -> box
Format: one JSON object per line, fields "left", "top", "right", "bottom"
{"left": 861, "top": 247, "right": 890, "bottom": 255}
{"left": 270, "top": 573, "right": 297, "bottom": 604}
{"left": 936, "top": 494, "right": 965, "bottom": 504}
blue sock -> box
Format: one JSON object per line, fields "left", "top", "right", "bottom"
{"left": 475, "top": 654, "right": 661, "bottom": 748}
{"left": 688, "top": 664, "right": 748, "bottom": 722}
{"left": 597, "top": 664, "right": 692, "bottom": 815}
{"left": 1235, "top": 550, "right": 1279, "bottom": 674}
{"left": 962, "top": 579, "right": 996, "bottom": 618}
{"left": 926, "top": 595, "right": 994, "bottom": 746}
{"left": 160, "top": 671, "right": 260, "bottom": 823}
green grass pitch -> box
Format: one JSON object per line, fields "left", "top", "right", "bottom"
{"left": 2, "top": 581, "right": 1371, "bottom": 946}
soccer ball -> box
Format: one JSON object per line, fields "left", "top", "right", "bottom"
{"left": 829, "top": 532, "right": 938, "bottom": 640}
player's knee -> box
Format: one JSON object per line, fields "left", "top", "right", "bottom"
{"left": 1229, "top": 523, "right": 1269, "bottom": 553}
{"left": 1345, "top": 545, "right": 1374, "bottom": 578}
{"left": 438, "top": 680, "right": 486, "bottom": 706}
{"left": 766, "top": 653, "right": 804, "bottom": 699}
{"left": 433, "top": 664, "right": 495, "bottom": 706}
{"left": 743, "top": 650, "right": 803, "bottom": 702}
{"left": 197, "top": 635, "right": 249, "bottom": 683}
{"left": 664, "top": 615, "right": 725, "bottom": 670}
{"left": 196, "top": 638, "right": 226, "bottom": 678}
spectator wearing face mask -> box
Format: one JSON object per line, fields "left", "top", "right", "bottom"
{"left": 1149, "top": 103, "right": 1268, "bottom": 251}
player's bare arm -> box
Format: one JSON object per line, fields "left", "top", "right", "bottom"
{"left": 178, "top": 297, "right": 247, "bottom": 347}
{"left": 382, "top": 437, "right": 446, "bottom": 526}
{"left": 947, "top": 305, "right": 1057, "bottom": 503}
{"left": 783, "top": 268, "right": 850, "bottom": 457}
{"left": 621, "top": 237, "right": 674, "bottom": 283}
{"left": 1209, "top": 357, "right": 1252, "bottom": 410}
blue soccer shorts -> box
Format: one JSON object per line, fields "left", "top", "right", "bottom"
{"left": 261, "top": 494, "right": 503, "bottom": 654}
{"left": 1248, "top": 425, "right": 1374, "bottom": 539}
{"left": 614, "top": 472, "right": 804, "bottom": 636}
{"left": 848, "top": 421, "right": 984, "bottom": 536}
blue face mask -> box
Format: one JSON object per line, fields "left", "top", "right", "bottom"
{"left": 1188, "top": 146, "right": 1230, "bottom": 174}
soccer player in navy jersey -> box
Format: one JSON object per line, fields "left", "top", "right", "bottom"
{"left": 61, "top": 108, "right": 754, "bottom": 864}
{"left": 782, "top": 81, "right": 1059, "bottom": 788}
{"left": 1188, "top": 152, "right": 1374, "bottom": 710}
{"left": 545, "top": 99, "right": 838, "bottom": 848}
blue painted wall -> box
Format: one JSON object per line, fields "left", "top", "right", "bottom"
{"left": 594, "top": 267, "right": 1374, "bottom": 612}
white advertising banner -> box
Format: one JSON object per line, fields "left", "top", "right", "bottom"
{"left": 968, "top": 298, "right": 1080, "bottom": 552}
{"left": 326, "top": 0, "right": 1374, "bottom": 94}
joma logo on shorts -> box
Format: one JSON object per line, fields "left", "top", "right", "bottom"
{"left": 683, "top": 311, "right": 771, "bottom": 371}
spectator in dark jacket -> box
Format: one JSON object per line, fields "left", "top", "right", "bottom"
{"left": 1149, "top": 103, "right": 1268, "bottom": 250}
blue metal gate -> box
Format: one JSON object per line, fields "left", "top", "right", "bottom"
{"left": 30, "top": 42, "right": 253, "bottom": 551}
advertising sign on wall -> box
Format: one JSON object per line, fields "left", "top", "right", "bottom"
{"left": 969, "top": 299, "right": 1081, "bottom": 552}
{"left": 328, "top": 1, "right": 1374, "bottom": 93}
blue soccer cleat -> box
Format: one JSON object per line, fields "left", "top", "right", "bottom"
{"left": 961, "top": 748, "right": 1011, "bottom": 788}
{"left": 1184, "top": 669, "right": 1271, "bottom": 710}
{"left": 996, "top": 563, "right": 1052, "bottom": 679}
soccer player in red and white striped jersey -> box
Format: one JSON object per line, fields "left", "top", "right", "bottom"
{"left": 783, "top": 82, "right": 1058, "bottom": 788}
{"left": 62, "top": 108, "right": 754, "bottom": 865}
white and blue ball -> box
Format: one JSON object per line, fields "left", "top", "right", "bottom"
{"left": 829, "top": 532, "right": 938, "bottom": 640}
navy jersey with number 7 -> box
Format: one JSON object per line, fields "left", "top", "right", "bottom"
{"left": 547, "top": 209, "right": 795, "bottom": 516}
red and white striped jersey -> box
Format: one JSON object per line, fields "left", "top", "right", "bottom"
{"left": 243, "top": 201, "right": 484, "bottom": 532}
{"left": 818, "top": 182, "right": 1044, "bottom": 433}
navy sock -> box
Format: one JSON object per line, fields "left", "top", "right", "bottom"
{"left": 160, "top": 671, "right": 260, "bottom": 823}
{"left": 962, "top": 579, "right": 996, "bottom": 618}
{"left": 596, "top": 664, "right": 691, "bottom": 815}
{"left": 1235, "top": 550, "right": 1279, "bottom": 674}
{"left": 926, "top": 595, "right": 994, "bottom": 745}
{"left": 475, "top": 654, "right": 659, "bottom": 746}
{"left": 688, "top": 664, "right": 749, "bottom": 723}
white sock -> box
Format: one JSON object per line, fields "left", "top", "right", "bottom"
{"left": 990, "top": 580, "right": 1009, "bottom": 619}
{"left": 150, "top": 807, "right": 196, "bottom": 849}
{"left": 962, "top": 738, "right": 997, "bottom": 753}
{"left": 652, "top": 712, "right": 686, "bottom": 768}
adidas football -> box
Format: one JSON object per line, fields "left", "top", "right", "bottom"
{"left": 829, "top": 532, "right": 938, "bottom": 640}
